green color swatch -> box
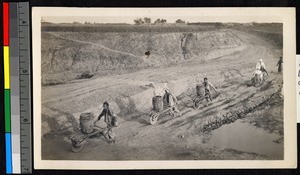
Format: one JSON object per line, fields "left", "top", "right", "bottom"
{"left": 4, "top": 89, "right": 11, "bottom": 132}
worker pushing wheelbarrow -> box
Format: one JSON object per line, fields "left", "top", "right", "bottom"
{"left": 148, "top": 88, "right": 181, "bottom": 125}
{"left": 193, "top": 78, "right": 220, "bottom": 109}
{"left": 68, "top": 106, "right": 118, "bottom": 152}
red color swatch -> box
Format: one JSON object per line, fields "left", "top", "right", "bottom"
{"left": 3, "top": 2, "right": 9, "bottom": 46}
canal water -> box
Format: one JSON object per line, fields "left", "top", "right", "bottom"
{"left": 207, "top": 119, "right": 283, "bottom": 159}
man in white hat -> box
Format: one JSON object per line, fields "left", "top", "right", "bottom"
{"left": 153, "top": 83, "right": 167, "bottom": 97}
{"left": 256, "top": 59, "right": 268, "bottom": 76}
{"left": 163, "top": 88, "right": 181, "bottom": 116}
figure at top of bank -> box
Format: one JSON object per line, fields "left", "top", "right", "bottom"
{"left": 276, "top": 56, "right": 283, "bottom": 73}
{"left": 94, "top": 102, "right": 118, "bottom": 143}
{"left": 203, "top": 77, "right": 219, "bottom": 102}
{"left": 256, "top": 59, "right": 268, "bottom": 76}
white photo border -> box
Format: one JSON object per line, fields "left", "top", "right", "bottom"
{"left": 32, "top": 7, "right": 297, "bottom": 169}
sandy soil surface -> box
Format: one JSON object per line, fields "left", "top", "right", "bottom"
{"left": 41, "top": 29, "right": 283, "bottom": 160}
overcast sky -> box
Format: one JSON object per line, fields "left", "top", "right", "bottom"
{"left": 43, "top": 16, "right": 208, "bottom": 24}
{"left": 40, "top": 8, "right": 283, "bottom": 24}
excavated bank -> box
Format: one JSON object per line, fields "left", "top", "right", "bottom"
{"left": 41, "top": 30, "right": 246, "bottom": 85}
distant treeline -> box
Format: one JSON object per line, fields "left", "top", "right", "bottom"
{"left": 41, "top": 22, "right": 282, "bottom": 34}
{"left": 41, "top": 23, "right": 223, "bottom": 33}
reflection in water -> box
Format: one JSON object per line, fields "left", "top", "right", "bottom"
{"left": 208, "top": 119, "right": 283, "bottom": 159}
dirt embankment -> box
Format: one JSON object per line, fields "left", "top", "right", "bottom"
{"left": 41, "top": 29, "right": 245, "bottom": 85}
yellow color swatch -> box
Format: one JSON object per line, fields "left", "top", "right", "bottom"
{"left": 4, "top": 46, "right": 10, "bottom": 89}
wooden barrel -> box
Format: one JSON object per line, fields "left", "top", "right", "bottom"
{"left": 152, "top": 96, "right": 163, "bottom": 112}
{"left": 196, "top": 84, "right": 204, "bottom": 96}
{"left": 79, "top": 112, "right": 95, "bottom": 134}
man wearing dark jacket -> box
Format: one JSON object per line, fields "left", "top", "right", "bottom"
{"left": 276, "top": 56, "right": 283, "bottom": 73}
{"left": 95, "top": 102, "right": 117, "bottom": 143}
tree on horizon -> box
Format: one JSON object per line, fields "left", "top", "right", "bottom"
{"left": 175, "top": 19, "right": 186, "bottom": 24}
{"left": 143, "top": 17, "right": 151, "bottom": 24}
{"left": 134, "top": 18, "right": 144, "bottom": 25}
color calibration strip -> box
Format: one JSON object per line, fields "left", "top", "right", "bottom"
{"left": 3, "top": 2, "right": 12, "bottom": 174}
{"left": 3, "top": 2, "right": 31, "bottom": 174}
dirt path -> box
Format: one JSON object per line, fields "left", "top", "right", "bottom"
{"left": 42, "top": 29, "right": 283, "bottom": 160}
{"left": 48, "top": 32, "right": 141, "bottom": 58}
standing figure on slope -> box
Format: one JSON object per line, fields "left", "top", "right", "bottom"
{"left": 276, "top": 56, "right": 283, "bottom": 73}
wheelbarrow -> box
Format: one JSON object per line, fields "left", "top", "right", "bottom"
{"left": 193, "top": 92, "right": 221, "bottom": 109}
{"left": 148, "top": 105, "right": 181, "bottom": 125}
{"left": 68, "top": 124, "right": 106, "bottom": 153}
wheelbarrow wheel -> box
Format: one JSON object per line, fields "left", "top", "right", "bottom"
{"left": 170, "top": 111, "right": 174, "bottom": 117}
{"left": 193, "top": 101, "right": 199, "bottom": 109}
{"left": 149, "top": 113, "right": 159, "bottom": 125}
{"left": 254, "top": 82, "right": 260, "bottom": 87}
{"left": 71, "top": 140, "right": 85, "bottom": 153}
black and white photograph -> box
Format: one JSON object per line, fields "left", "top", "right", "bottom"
{"left": 32, "top": 8, "right": 296, "bottom": 169}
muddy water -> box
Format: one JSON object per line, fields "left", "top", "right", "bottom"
{"left": 207, "top": 119, "right": 283, "bottom": 159}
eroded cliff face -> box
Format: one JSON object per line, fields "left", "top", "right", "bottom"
{"left": 41, "top": 30, "right": 245, "bottom": 85}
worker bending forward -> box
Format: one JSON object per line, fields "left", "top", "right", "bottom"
{"left": 163, "top": 88, "right": 181, "bottom": 117}
{"left": 203, "top": 77, "right": 219, "bottom": 102}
